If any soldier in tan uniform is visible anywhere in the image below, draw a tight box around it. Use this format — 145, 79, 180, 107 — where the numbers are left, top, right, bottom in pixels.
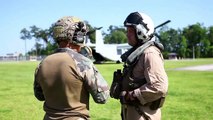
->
110, 12, 168, 120
34, 16, 109, 120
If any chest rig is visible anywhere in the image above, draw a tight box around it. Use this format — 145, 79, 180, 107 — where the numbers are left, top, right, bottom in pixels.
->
110, 40, 164, 99
121, 40, 161, 91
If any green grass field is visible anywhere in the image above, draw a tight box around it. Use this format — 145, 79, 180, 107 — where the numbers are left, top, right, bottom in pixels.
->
0, 58, 213, 120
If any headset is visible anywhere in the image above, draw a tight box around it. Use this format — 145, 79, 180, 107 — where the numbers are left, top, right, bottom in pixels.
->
72, 22, 87, 44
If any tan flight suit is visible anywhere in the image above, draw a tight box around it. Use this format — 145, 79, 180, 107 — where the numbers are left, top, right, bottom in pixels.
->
121, 46, 168, 120
34, 48, 109, 120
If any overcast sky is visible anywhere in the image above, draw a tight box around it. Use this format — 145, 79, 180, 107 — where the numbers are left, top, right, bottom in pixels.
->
0, 0, 212, 56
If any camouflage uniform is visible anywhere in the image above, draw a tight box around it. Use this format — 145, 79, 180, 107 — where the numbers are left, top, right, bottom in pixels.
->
34, 48, 109, 120
79, 45, 94, 60
121, 45, 168, 120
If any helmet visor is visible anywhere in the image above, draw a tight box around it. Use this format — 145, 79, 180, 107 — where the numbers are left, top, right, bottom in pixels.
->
124, 12, 143, 26
124, 12, 149, 31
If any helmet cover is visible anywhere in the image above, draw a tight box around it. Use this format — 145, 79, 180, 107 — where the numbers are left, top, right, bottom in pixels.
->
53, 16, 87, 44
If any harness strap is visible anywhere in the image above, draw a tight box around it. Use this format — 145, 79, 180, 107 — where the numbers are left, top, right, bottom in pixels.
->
126, 41, 154, 65
134, 105, 151, 120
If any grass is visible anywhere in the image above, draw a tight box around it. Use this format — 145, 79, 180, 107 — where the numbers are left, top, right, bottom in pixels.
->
164, 70, 213, 120
0, 58, 213, 120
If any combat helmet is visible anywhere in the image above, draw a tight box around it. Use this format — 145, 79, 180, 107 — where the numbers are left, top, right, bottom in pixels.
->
53, 16, 88, 45
124, 12, 154, 43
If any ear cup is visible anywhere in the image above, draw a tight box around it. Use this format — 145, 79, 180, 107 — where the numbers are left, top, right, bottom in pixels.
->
72, 22, 86, 44
72, 31, 85, 44
136, 24, 148, 40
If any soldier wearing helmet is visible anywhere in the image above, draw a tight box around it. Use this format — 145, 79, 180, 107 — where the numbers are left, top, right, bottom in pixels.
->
110, 12, 168, 120
34, 16, 109, 120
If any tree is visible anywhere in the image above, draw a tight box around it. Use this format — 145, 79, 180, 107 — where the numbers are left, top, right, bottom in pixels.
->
104, 25, 127, 44
20, 28, 32, 56
166, 28, 181, 52
200, 39, 210, 57
208, 26, 213, 45
207, 26, 213, 57
178, 36, 188, 58
183, 23, 206, 58
20, 25, 55, 56
85, 21, 96, 43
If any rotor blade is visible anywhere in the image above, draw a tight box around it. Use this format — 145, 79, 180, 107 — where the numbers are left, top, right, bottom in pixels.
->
95, 27, 103, 30
86, 27, 103, 35
154, 20, 171, 30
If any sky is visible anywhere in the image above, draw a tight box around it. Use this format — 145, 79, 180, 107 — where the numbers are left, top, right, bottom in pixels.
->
0, 0, 212, 56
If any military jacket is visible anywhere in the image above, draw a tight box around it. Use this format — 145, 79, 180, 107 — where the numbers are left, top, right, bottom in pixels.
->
34, 48, 109, 120
121, 45, 168, 120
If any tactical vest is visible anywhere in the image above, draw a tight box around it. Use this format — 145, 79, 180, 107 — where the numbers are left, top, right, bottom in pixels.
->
121, 62, 146, 91
110, 40, 164, 99
121, 40, 163, 91
121, 41, 166, 111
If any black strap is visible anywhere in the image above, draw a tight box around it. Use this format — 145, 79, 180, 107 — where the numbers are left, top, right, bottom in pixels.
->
134, 105, 151, 120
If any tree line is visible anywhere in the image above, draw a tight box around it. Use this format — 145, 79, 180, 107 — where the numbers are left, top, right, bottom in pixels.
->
20, 21, 213, 59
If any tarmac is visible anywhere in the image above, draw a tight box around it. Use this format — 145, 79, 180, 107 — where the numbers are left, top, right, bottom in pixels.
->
174, 64, 213, 71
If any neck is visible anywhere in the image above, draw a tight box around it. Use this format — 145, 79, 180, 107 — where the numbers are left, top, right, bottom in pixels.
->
70, 44, 81, 52
58, 41, 81, 52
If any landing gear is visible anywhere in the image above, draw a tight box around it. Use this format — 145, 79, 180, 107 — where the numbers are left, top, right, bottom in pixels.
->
116, 60, 121, 64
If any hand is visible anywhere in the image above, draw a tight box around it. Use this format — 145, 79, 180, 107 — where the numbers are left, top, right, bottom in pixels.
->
121, 91, 135, 101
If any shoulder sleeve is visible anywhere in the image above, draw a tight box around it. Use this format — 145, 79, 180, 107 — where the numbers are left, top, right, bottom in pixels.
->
134, 47, 168, 105
33, 64, 45, 101
73, 53, 109, 104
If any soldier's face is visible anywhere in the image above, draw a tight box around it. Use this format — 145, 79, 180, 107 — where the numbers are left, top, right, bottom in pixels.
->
127, 27, 137, 46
